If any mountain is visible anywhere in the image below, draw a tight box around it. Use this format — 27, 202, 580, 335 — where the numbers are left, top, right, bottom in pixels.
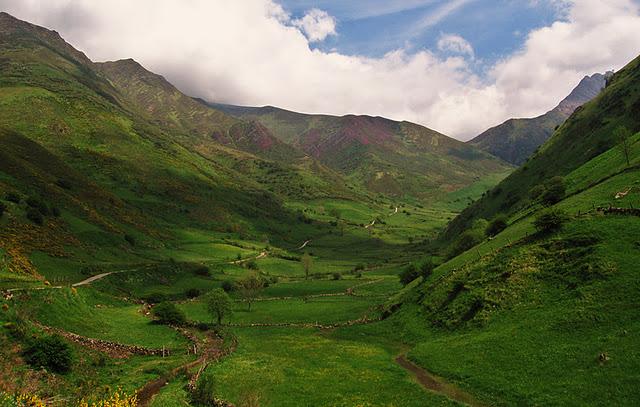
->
211, 103, 513, 198
387, 54, 640, 406
444, 56, 640, 241
469, 73, 609, 165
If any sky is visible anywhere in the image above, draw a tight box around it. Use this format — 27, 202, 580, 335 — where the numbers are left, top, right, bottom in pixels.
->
1, 0, 639, 140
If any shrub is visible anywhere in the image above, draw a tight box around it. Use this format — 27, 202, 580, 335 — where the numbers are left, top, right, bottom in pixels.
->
332, 272, 342, 280
50, 206, 61, 217
124, 234, 136, 246
185, 288, 201, 299
245, 260, 259, 270
26, 208, 44, 225
419, 259, 434, 279
486, 216, 508, 237
534, 209, 569, 234
152, 302, 186, 325
541, 176, 566, 206
5, 192, 20, 203
529, 184, 546, 201
144, 292, 168, 303
399, 264, 420, 286
450, 231, 481, 258
191, 373, 217, 406
193, 265, 210, 277
26, 197, 49, 216
55, 178, 72, 190
221, 280, 235, 293
22, 335, 72, 374
0, 202, 5, 218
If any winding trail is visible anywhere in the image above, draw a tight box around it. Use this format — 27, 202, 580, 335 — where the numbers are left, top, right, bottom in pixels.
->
229, 251, 268, 265
390, 206, 399, 216
396, 355, 485, 407
364, 220, 376, 229
296, 240, 311, 250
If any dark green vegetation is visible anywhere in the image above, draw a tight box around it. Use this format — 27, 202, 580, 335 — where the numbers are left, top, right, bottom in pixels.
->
1, 11, 639, 407
469, 73, 608, 165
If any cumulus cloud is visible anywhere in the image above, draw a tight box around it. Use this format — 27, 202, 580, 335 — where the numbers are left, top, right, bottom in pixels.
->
1, 0, 639, 140
437, 34, 474, 58
292, 8, 337, 42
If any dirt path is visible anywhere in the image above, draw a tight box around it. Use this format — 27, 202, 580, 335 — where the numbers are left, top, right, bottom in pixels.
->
396, 355, 485, 407
365, 220, 376, 229
229, 251, 268, 265
296, 240, 311, 250
390, 206, 398, 216
72, 272, 115, 287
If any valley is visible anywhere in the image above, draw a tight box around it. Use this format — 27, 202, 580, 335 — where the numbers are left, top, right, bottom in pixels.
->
0, 10, 639, 407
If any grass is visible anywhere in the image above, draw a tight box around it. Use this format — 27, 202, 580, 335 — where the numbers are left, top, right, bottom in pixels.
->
203, 327, 459, 407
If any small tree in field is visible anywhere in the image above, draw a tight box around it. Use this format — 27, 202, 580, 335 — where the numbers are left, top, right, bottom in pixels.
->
236, 273, 264, 311
205, 289, 233, 325
301, 252, 313, 280
153, 302, 186, 325
613, 126, 633, 166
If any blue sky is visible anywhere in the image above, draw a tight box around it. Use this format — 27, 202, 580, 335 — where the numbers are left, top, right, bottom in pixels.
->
280, 0, 563, 63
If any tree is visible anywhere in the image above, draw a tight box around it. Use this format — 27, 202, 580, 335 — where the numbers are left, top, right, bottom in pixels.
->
534, 209, 569, 234
153, 302, 187, 325
236, 274, 264, 311
205, 289, 233, 325
541, 176, 566, 206
301, 252, 313, 280
614, 126, 633, 166
399, 264, 419, 286
486, 216, 508, 237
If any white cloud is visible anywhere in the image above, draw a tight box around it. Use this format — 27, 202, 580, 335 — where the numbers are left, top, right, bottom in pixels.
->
292, 8, 337, 42
0, 0, 639, 140
437, 33, 474, 58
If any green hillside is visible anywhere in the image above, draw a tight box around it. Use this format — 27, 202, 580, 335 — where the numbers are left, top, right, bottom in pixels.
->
386, 54, 640, 406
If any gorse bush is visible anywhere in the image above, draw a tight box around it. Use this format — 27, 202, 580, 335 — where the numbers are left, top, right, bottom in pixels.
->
22, 334, 73, 374
152, 302, 186, 325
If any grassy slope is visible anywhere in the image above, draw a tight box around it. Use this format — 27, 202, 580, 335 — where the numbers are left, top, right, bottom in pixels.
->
391, 55, 640, 406
444, 55, 640, 242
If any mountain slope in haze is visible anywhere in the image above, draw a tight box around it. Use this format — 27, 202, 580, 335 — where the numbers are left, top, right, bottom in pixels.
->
211, 103, 513, 198
469, 73, 609, 165
443, 56, 640, 242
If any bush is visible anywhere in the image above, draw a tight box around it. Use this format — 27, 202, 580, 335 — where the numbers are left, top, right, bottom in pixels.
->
193, 265, 210, 276
144, 292, 168, 303
0, 202, 5, 218
26, 208, 44, 225
529, 184, 546, 201
332, 272, 342, 280
245, 260, 258, 270
541, 176, 566, 206
185, 288, 201, 299
486, 216, 508, 237
419, 259, 434, 279
191, 373, 217, 406
124, 234, 136, 246
534, 209, 569, 234
152, 302, 186, 325
221, 280, 235, 293
399, 264, 420, 286
22, 335, 73, 374
26, 197, 49, 216
5, 192, 20, 203
450, 231, 481, 258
